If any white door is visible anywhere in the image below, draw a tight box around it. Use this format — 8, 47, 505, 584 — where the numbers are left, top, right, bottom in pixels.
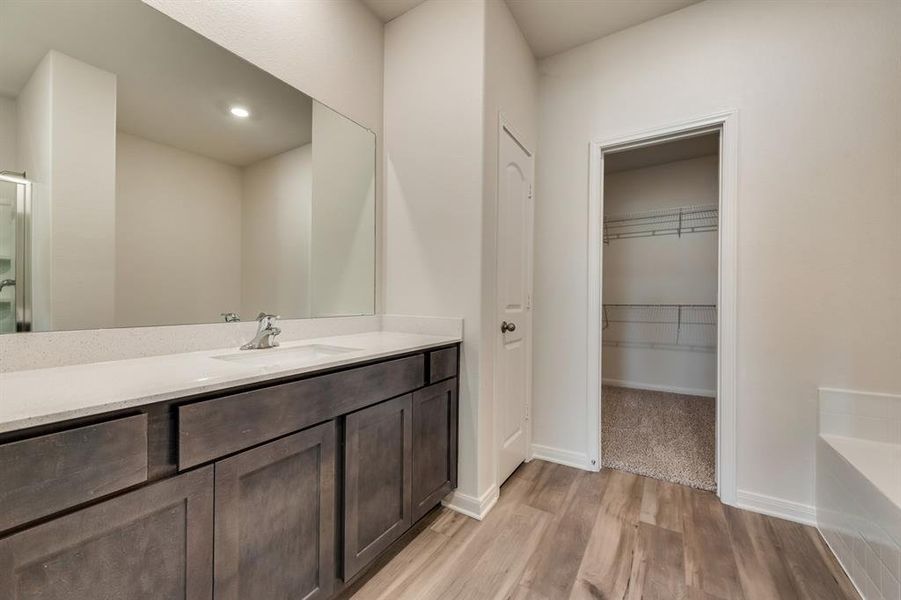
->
496, 124, 533, 485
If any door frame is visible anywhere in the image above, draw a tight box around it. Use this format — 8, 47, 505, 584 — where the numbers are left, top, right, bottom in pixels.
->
494, 112, 535, 488
587, 109, 739, 505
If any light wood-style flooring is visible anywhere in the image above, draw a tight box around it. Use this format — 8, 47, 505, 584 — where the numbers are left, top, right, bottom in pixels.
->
344, 460, 858, 600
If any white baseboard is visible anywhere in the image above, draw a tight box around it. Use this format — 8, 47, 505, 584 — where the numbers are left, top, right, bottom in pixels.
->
530, 444, 597, 471
603, 378, 716, 398
736, 490, 816, 526
441, 484, 499, 520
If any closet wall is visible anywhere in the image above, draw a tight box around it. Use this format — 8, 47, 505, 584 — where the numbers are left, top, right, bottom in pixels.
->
602, 154, 718, 396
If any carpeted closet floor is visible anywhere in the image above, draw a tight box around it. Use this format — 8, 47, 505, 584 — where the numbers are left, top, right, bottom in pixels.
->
601, 385, 716, 491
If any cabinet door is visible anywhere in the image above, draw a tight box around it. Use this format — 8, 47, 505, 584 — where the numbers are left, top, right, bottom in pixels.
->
214, 421, 336, 600
0, 467, 213, 600
412, 378, 458, 521
344, 394, 412, 579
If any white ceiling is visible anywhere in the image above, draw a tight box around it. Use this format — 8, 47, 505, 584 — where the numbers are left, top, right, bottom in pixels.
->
0, 0, 312, 167
363, 0, 702, 59
505, 0, 702, 58
604, 132, 719, 174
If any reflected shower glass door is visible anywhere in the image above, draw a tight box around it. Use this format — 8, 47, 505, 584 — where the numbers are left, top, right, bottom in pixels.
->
0, 173, 30, 333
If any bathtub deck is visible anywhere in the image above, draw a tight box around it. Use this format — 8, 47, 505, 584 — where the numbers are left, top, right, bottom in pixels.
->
822, 434, 901, 509
818, 435, 900, 600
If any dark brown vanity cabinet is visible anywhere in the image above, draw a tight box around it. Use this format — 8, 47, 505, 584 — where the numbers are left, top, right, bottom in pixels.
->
0, 345, 459, 599
214, 421, 336, 600
343, 393, 413, 579
0, 467, 214, 600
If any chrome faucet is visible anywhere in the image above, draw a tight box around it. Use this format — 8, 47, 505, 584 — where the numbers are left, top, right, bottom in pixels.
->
241, 313, 281, 350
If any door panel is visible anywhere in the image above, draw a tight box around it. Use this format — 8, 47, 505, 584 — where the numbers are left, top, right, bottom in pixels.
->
412, 379, 458, 521
0, 468, 213, 600
499, 165, 527, 314
496, 125, 534, 485
214, 422, 336, 600
344, 394, 412, 579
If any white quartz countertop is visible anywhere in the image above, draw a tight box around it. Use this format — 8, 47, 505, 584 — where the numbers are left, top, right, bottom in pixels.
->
0, 331, 460, 434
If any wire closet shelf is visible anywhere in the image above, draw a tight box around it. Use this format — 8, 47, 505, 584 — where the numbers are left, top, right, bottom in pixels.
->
603, 204, 718, 244
602, 304, 717, 351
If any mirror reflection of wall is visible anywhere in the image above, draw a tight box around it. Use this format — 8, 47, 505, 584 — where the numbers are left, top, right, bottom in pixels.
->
0, 0, 375, 333
113, 93, 314, 329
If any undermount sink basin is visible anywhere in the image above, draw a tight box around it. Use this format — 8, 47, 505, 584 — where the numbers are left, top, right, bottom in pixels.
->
212, 344, 360, 368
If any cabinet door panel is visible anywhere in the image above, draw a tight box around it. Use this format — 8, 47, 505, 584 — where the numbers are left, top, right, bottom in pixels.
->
344, 394, 412, 579
0, 467, 213, 600
214, 422, 336, 600
412, 379, 458, 521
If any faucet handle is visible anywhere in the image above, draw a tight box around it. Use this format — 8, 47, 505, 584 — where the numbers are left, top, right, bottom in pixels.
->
256, 312, 280, 328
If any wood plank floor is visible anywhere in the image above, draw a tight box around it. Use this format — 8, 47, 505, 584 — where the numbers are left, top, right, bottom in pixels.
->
343, 460, 859, 600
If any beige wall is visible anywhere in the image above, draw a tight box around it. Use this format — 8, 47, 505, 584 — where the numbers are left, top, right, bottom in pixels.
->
310, 102, 375, 317
533, 0, 901, 510
0, 96, 17, 172
50, 52, 117, 331
16, 51, 117, 331
117, 136, 320, 327
602, 156, 718, 395
383, 0, 538, 508
242, 144, 312, 320
115, 132, 242, 327
383, 0, 487, 503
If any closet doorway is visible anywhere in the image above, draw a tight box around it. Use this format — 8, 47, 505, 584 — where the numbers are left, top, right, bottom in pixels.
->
588, 112, 738, 502
599, 130, 721, 491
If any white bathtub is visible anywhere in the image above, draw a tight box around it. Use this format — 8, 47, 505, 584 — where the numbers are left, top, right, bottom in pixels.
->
817, 388, 901, 600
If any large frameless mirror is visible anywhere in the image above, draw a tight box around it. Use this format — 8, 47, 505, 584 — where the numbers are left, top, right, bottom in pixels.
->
0, 0, 375, 333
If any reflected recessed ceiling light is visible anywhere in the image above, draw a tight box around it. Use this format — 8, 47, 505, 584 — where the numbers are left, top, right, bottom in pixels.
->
230, 106, 250, 118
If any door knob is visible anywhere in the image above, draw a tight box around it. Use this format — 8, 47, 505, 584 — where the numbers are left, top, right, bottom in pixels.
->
501, 321, 516, 333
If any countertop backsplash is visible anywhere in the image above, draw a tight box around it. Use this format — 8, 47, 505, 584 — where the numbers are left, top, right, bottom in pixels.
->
0, 315, 462, 373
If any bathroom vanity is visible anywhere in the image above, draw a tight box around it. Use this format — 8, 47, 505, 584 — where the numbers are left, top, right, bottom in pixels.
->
0, 1, 458, 597
0, 334, 460, 599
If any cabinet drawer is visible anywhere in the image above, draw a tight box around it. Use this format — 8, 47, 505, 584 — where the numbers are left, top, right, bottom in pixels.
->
0, 414, 148, 532
178, 355, 424, 469
428, 347, 458, 383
